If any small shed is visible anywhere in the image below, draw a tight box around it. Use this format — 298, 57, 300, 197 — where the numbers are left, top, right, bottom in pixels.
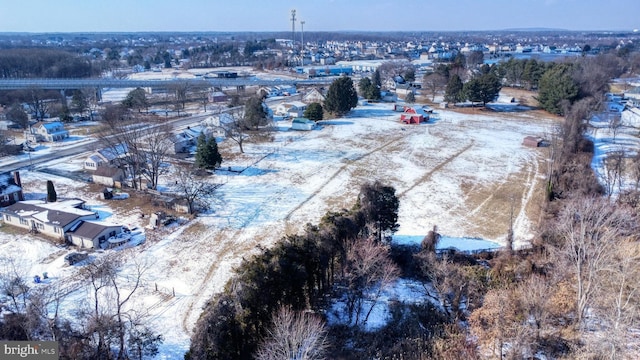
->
291, 118, 315, 131
522, 136, 544, 147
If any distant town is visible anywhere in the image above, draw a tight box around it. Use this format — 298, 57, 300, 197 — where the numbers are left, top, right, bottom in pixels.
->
1, 25, 640, 360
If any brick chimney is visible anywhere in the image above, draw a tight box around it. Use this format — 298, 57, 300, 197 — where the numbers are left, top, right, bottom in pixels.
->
13, 171, 21, 187
13, 171, 24, 201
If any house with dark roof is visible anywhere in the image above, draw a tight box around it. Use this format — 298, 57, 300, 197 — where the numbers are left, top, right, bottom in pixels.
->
1, 199, 98, 241
67, 221, 122, 249
0, 172, 24, 207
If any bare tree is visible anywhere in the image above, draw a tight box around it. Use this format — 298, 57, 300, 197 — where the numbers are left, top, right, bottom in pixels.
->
469, 287, 534, 360
422, 255, 472, 321
192, 83, 212, 112
600, 150, 626, 198
218, 108, 249, 153
168, 81, 191, 114
79, 254, 158, 360
0, 256, 30, 315
342, 237, 399, 327
256, 307, 328, 360
139, 124, 173, 190
23, 87, 52, 121
422, 72, 448, 101
596, 241, 640, 359
608, 113, 623, 142
631, 151, 640, 191
173, 165, 221, 214
552, 197, 637, 330
96, 115, 146, 190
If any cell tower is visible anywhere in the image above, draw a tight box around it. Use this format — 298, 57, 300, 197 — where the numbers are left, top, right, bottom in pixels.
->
300, 21, 305, 66
290, 9, 296, 47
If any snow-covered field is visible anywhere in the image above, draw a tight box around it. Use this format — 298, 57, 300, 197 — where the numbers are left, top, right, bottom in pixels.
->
0, 101, 557, 358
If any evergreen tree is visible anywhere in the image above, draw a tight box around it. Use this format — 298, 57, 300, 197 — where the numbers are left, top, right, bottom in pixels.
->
463, 73, 502, 106
303, 102, 324, 121
405, 91, 416, 104
358, 77, 381, 101
195, 133, 222, 170
444, 74, 465, 104
324, 77, 358, 116
122, 87, 148, 113
403, 67, 416, 83
244, 96, 268, 130
372, 68, 382, 88
70, 90, 89, 117
537, 63, 579, 115
46, 180, 57, 202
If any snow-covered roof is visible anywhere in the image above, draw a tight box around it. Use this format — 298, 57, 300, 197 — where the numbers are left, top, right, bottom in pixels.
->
0, 173, 21, 196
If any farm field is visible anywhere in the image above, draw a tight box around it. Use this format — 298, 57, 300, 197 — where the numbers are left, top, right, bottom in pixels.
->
0, 100, 558, 358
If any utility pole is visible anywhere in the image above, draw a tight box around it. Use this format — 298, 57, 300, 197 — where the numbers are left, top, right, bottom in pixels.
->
300, 20, 305, 66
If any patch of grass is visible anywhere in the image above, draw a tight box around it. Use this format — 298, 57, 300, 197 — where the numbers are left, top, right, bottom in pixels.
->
181, 221, 208, 239
0, 224, 27, 236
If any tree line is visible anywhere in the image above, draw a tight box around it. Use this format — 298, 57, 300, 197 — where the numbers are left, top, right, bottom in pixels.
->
187, 181, 400, 359
0, 48, 99, 79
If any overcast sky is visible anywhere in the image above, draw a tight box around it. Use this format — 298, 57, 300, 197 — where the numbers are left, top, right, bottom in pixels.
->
0, 0, 638, 33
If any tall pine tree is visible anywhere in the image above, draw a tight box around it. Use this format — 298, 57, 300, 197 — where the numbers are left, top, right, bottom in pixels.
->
46, 180, 57, 202
195, 133, 222, 170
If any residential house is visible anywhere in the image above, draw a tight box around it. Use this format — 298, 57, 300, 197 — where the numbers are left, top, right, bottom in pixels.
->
275, 101, 308, 118
291, 118, 315, 131
164, 126, 214, 154
92, 167, 125, 187
0, 172, 24, 207
84, 144, 128, 171
380, 91, 398, 103
624, 87, 640, 107
30, 121, 69, 142
208, 91, 229, 103
621, 106, 640, 128
395, 84, 414, 96
1, 199, 99, 241
67, 221, 122, 249
302, 88, 326, 104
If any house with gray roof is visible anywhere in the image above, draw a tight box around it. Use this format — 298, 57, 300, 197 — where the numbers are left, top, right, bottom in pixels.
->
1, 199, 98, 242
0, 172, 24, 207
84, 144, 128, 171
67, 221, 122, 249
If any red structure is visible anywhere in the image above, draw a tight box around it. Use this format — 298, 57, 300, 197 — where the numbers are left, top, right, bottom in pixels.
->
400, 106, 429, 124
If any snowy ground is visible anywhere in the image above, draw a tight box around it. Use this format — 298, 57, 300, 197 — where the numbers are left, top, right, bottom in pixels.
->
0, 101, 557, 358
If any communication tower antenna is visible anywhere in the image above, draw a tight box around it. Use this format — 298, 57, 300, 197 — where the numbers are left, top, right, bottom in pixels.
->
300, 20, 305, 66
290, 10, 297, 46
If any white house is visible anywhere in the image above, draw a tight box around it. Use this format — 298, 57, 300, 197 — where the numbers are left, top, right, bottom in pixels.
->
84, 144, 128, 171
291, 118, 316, 131
30, 121, 69, 142
1, 199, 98, 241
621, 106, 640, 128
275, 101, 307, 118
302, 88, 326, 104
92, 167, 125, 187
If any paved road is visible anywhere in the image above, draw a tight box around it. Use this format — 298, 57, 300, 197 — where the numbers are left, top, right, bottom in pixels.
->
0, 112, 214, 173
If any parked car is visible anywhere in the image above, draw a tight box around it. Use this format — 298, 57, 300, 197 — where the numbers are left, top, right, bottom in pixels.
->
64, 252, 88, 265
